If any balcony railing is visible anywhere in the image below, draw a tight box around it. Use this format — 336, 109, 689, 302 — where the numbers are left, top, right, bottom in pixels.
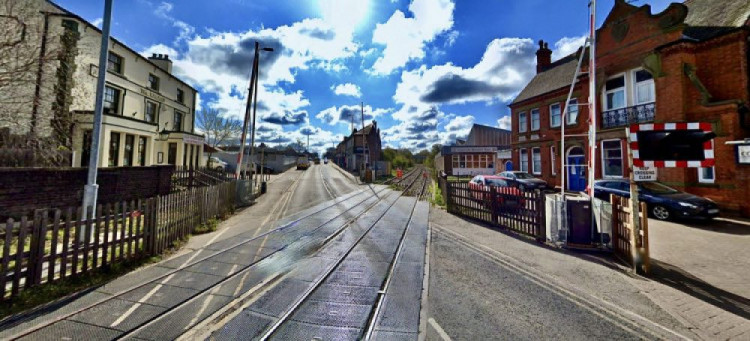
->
601, 102, 655, 129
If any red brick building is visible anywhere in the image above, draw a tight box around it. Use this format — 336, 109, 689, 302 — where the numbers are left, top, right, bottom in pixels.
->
511, 0, 750, 216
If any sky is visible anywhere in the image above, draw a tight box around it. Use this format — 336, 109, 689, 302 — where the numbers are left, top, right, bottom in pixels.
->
55, 0, 677, 154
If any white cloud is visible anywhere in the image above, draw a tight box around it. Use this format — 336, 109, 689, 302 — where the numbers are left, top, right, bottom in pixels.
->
497, 115, 511, 130
444, 115, 473, 132
369, 0, 455, 75
92, 18, 103, 28
331, 83, 362, 97
552, 35, 586, 61
154, 2, 195, 44
316, 104, 391, 126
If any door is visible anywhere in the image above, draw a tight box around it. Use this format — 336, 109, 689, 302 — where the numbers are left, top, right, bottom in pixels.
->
567, 147, 586, 191
505, 161, 513, 171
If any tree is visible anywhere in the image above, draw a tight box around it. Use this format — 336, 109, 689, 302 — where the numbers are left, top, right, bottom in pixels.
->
195, 107, 242, 150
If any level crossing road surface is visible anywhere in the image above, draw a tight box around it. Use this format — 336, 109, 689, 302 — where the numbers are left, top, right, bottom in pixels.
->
1, 164, 430, 341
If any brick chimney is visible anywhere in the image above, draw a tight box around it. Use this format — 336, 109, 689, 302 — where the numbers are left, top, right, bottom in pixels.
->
148, 53, 173, 74
536, 40, 552, 73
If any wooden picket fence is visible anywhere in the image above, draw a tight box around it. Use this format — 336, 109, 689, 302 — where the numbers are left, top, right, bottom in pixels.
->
441, 179, 545, 239
610, 194, 649, 271
0, 181, 236, 301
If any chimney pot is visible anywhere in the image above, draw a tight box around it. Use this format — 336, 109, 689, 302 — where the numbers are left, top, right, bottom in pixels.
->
151, 53, 157, 58
535, 39, 552, 74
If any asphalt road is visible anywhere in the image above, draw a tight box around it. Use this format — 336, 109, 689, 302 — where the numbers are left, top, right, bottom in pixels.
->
425, 230, 648, 341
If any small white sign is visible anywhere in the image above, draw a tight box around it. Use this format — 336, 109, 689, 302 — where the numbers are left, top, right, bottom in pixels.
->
738, 144, 750, 165
633, 166, 657, 182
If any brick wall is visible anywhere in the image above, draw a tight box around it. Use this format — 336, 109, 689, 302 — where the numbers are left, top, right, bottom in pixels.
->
0, 166, 174, 219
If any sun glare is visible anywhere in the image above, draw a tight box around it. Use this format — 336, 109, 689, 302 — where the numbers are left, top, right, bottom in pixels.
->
318, 0, 371, 32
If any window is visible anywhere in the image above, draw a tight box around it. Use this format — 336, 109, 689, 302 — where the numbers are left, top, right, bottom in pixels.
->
532, 148, 541, 175
177, 89, 185, 103
145, 101, 157, 123
519, 149, 528, 173
518, 112, 527, 133
107, 52, 122, 74
452, 155, 459, 168
549, 103, 561, 128
168, 143, 177, 164
138, 136, 147, 166
108, 132, 120, 167
551, 146, 556, 175
123, 134, 134, 166
459, 155, 466, 168
103, 86, 120, 115
567, 99, 578, 125
81, 130, 92, 167
604, 75, 626, 110
602, 140, 623, 177
173, 111, 183, 131
148, 74, 160, 91
633, 69, 655, 104
530, 109, 540, 131
697, 167, 715, 183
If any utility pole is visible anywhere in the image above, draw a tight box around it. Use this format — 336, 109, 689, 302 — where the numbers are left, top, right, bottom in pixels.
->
82, 0, 113, 222
588, 0, 599, 236
249, 45, 261, 194
360, 102, 366, 174
235, 43, 259, 180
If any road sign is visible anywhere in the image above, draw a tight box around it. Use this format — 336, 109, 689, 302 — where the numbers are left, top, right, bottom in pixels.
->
633, 166, 657, 182
630, 122, 716, 168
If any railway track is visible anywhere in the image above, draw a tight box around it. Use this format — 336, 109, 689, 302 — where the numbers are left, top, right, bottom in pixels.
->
7, 169, 430, 341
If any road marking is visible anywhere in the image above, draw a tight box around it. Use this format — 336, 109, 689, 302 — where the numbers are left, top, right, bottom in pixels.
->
431, 224, 690, 341
428, 318, 452, 341
110, 273, 176, 327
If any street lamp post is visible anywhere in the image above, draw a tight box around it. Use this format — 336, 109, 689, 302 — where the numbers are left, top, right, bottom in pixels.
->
82, 0, 113, 222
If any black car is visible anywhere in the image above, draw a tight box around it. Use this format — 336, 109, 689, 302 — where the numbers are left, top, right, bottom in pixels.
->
594, 179, 719, 220
497, 171, 549, 191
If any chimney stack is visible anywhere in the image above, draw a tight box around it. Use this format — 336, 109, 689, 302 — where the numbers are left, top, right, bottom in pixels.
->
148, 53, 173, 74
536, 40, 552, 74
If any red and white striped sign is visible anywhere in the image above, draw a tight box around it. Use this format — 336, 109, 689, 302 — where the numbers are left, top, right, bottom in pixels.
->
629, 122, 715, 168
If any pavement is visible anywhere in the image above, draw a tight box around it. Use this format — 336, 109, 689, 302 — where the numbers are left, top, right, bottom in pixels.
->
425, 207, 750, 340
0, 163, 431, 340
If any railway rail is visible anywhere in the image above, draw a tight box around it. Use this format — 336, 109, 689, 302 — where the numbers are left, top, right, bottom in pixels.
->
6, 165, 430, 341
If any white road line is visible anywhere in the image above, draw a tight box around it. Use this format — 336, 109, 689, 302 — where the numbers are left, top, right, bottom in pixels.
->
111, 273, 176, 327
428, 318, 452, 341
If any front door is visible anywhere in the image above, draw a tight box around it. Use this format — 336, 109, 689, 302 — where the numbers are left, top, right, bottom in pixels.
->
567, 151, 586, 191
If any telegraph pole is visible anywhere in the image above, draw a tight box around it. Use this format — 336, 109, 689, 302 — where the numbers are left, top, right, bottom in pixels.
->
360, 102, 366, 173
235, 43, 259, 179
82, 0, 113, 221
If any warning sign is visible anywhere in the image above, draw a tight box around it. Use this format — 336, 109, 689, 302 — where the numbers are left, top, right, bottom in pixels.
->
633, 166, 657, 182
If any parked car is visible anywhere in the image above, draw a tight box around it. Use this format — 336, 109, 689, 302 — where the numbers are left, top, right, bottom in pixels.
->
323, 158, 329, 164
468, 175, 524, 207
593, 179, 720, 221
497, 171, 549, 191
207, 156, 228, 171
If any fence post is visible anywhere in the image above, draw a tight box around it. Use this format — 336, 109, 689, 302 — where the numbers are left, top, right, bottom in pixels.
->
27, 210, 47, 287
444, 180, 452, 212
536, 190, 546, 242
150, 196, 160, 256
490, 186, 498, 225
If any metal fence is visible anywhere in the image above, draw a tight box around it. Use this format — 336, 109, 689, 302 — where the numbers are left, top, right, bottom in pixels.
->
0, 181, 236, 301
441, 179, 545, 239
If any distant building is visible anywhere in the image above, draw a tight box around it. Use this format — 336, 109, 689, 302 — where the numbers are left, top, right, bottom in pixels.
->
435, 124, 511, 176
1, 0, 204, 168
510, 0, 750, 215
337, 121, 382, 172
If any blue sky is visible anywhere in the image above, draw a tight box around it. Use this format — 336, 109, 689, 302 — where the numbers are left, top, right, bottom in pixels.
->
55, 0, 677, 153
